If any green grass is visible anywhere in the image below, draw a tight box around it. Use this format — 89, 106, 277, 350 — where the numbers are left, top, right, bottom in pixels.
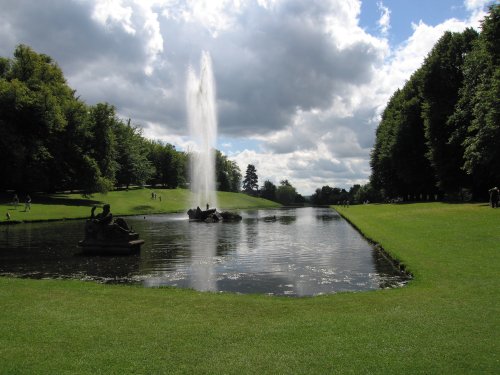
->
0, 203, 499, 374
0, 188, 280, 223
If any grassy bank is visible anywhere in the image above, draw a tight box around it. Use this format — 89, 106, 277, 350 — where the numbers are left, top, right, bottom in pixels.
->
0, 188, 280, 223
0, 203, 499, 373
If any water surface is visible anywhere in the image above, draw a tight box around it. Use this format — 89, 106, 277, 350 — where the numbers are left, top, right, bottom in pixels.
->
0, 207, 408, 296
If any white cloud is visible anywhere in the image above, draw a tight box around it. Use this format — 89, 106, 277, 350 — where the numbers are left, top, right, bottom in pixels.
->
377, 1, 391, 36
91, 0, 136, 34
0, 0, 492, 194
161, 0, 246, 37
90, 0, 163, 75
464, 0, 491, 11
226, 0, 490, 194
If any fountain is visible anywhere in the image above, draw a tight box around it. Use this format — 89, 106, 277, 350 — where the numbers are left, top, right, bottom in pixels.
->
186, 52, 241, 223
187, 51, 218, 211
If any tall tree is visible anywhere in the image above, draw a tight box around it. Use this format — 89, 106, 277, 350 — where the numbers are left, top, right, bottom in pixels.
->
147, 141, 186, 188
57, 99, 94, 191
215, 151, 242, 192
354, 183, 383, 203
420, 29, 478, 195
114, 119, 155, 188
0, 44, 86, 191
370, 6, 497, 201
242, 164, 259, 194
260, 180, 277, 201
226, 160, 242, 192
459, 5, 500, 196
371, 78, 436, 199
276, 180, 298, 205
89, 103, 118, 188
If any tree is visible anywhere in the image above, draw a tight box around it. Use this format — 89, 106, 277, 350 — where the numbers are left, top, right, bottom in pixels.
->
370, 6, 498, 201
114, 119, 155, 188
371, 70, 437, 200
420, 29, 478, 195
311, 185, 349, 205
0, 44, 88, 192
88, 103, 118, 188
242, 164, 259, 194
459, 5, 500, 197
227, 160, 242, 192
147, 141, 186, 188
276, 180, 298, 205
348, 184, 361, 202
260, 180, 277, 201
354, 183, 383, 203
57, 99, 94, 191
216, 151, 242, 192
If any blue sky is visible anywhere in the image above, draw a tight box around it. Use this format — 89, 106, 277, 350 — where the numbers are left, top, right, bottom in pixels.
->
0, 0, 495, 194
360, 0, 471, 44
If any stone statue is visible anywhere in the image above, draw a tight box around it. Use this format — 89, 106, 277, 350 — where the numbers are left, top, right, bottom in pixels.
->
85, 204, 130, 240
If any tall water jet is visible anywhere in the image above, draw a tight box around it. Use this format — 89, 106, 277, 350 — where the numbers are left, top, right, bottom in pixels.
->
186, 51, 218, 210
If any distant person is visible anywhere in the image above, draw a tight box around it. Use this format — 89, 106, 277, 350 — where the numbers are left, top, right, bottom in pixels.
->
24, 195, 31, 212
489, 187, 499, 208
12, 194, 19, 208
6, 212, 11, 220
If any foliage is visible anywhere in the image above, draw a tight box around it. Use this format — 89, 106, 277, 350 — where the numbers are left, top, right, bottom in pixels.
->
215, 150, 241, 192
275, 179, 299, 205
311, 185, 349, 205
260, 180, 277, 201
114, 119, 155, 189
371, 6, 499, 201
459, 5, 500, 196
147, 141, 186, 188
242, 164, 259, 195
0, 45, 79, 192
371, 71, 439, 200
420, 29, 478, 194
0, 44, 242, 194
353, 182, 383, 203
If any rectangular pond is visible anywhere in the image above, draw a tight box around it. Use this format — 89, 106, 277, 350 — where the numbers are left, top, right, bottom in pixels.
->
0, 207, 409, 296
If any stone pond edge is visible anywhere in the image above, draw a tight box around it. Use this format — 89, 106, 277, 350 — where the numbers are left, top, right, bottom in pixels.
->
333, 208, 414, 282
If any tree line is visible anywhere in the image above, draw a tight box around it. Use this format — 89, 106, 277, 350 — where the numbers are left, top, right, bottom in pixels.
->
241, 164, 306, 205
369, 5, 499, 201
242, 164, 376, 206
0, 45, 241, 194
243, 6, 499, 206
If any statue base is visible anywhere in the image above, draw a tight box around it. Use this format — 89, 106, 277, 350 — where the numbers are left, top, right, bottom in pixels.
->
187, 207, 242, 223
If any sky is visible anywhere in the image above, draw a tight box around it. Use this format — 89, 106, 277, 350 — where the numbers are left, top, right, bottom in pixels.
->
0, 0, 496, 195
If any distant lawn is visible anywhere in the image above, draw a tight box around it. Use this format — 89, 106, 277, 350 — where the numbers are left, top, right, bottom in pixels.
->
0, 203, 498, 373
0, 188, 280, 223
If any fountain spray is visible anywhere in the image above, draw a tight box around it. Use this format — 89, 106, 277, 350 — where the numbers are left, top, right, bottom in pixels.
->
186, 51, 218, 210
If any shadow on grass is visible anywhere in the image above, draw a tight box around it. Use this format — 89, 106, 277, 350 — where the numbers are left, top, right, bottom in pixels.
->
38, 194, 103, 207
0, 193, 103, 207
133, 205, 155, 211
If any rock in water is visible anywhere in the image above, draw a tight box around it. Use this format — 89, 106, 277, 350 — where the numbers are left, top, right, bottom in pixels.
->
220, 211, 242, 222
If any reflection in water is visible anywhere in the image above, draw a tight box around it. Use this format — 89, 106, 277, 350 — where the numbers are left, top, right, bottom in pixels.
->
0, 207, 409, 296
188, 223, 217, 292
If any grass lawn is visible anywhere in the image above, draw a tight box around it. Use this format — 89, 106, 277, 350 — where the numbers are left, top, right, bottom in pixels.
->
0, 188, 280, 223
0, 203, 499, 373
